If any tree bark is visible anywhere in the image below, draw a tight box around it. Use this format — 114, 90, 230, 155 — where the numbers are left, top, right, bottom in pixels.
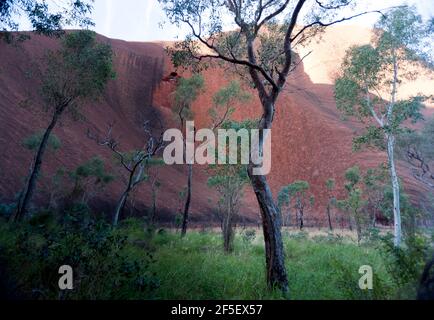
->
113, 160, 145, 227
12, 111, 61, 222
299, 204, 304, 230
113, 191, 129, 227
223, 196, 234, 253
181, 163, 192, 237
326, 203, 333, 231
387, 134, 402, 247
247, 100, 288, 293
248, 171, 289, 293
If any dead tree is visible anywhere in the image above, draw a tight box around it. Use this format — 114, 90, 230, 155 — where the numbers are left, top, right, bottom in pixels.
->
88, 121, 164, 226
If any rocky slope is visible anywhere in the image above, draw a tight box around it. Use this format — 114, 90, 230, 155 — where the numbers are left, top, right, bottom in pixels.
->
0, 26, 432, 226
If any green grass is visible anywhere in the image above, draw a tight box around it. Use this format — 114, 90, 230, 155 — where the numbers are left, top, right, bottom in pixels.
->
0, 218, 409, 300
135, 228, 398, 300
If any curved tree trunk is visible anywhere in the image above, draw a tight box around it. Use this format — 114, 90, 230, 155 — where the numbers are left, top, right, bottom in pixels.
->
223, 197, 234, 253
113, 191, 129, 227
247, 101, 288, 293
113, 160, 146, 227
299, 206, 304, 230
387, 134, 402, 247
181, 163, 192, 237
248, 171, 289, 293
327, 203, 333, 231
12, 111, 60, 222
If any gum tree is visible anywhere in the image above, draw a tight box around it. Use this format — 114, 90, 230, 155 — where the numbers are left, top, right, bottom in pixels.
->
325, 178, 336, 231
68, 156, 114, 206
12, 30, 114, 222
173, 74, 205, 237
337, 166, 367, 245
335, 6, 432, 247
207, 120, 251, 253
288, 180, 314, 230
0, 0, 94, 41
207, 81, 251, 252
88, 121, 164, 227
159, 0, 387, 292
362, 164, 388, 227
277, 185, 291, 227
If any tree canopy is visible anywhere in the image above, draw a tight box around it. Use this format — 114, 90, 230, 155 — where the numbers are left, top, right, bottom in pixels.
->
0, 0, 93, 37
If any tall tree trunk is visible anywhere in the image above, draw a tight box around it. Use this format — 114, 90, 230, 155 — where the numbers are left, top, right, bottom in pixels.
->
113, 161, 145, 227
223, 197, 234, 253
246, 98, 288, 293
387, 134, 402, 247
113, 191, 129, 227
181, 163, 192, 237
12, 111, 60, 222
299, 207, 304, 230
326, 203, 333, 231
248, 172, 289, 293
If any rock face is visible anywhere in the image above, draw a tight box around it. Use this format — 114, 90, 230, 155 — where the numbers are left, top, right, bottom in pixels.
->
0, 27, 432, 226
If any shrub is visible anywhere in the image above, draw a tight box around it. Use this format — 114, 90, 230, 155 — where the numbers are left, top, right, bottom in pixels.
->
0, 218, 158, 299
241, 229, 256, 245
379, 233, 431, 298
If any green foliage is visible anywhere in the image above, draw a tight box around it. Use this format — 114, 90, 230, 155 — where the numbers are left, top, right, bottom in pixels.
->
209, 80, 250, 127
380, 186, 426, 239
22, 132, 61, 151
1, 0, 94, 41
4, 219, 427, 300
277, 185, 290, 209
278, 181, 313, 228
174, 213, 183, 230
158, 0, 343, 89
174, 74, 204, 122
379, 233, 431, 298
335, 6, 429, 151
213, 80, 250, 107
207, 120, 252, 191
287, 180, 310, 195
326, 178, 335, 191
352, 126, 385, 151
0, 218, 158, 299
70, 156, 114, 184
362, 164, 390, 226
147, 230, 398, 300
344, 166, 360, 189
337, 167, 368, 244
241, 229, 256, 245
68, 157, 114, 205
42, 30, 115, 114
375, 5, 433, 66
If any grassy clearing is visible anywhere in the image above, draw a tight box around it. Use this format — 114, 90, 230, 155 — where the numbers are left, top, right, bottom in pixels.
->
141, 228, 397, 300
0, 218, 415, 300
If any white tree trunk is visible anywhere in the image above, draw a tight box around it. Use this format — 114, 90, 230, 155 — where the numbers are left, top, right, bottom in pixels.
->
387, 134, 402, 247
113, 192, 128, 227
